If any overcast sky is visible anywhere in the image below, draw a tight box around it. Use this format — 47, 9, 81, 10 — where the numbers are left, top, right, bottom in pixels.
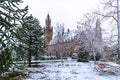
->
23, 0, 101, 30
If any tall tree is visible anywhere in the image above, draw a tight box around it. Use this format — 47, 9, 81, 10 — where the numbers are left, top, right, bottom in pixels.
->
95, 0, 120, 62
76, 12, 103, 63
55, 23, 65, 60
22, 15, 44, 67
0, 0, 28, 75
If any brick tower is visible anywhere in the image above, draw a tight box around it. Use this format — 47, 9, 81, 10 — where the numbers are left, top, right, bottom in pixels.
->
44, 14, 53, 53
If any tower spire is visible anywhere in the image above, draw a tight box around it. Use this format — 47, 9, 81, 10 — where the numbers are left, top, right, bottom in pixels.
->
45, 13, 51, 28
96, 18, 101, 28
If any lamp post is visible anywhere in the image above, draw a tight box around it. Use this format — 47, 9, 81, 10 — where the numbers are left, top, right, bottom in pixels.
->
117, 0, 120, 61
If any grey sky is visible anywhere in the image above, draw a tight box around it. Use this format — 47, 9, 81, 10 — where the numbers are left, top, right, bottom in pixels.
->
23, 0, 101, 30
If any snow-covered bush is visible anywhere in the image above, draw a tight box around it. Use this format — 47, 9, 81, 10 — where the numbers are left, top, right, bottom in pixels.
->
77, 50, 90, 62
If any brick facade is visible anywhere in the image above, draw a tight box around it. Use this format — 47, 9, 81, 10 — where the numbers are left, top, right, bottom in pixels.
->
44, 14, 102, 58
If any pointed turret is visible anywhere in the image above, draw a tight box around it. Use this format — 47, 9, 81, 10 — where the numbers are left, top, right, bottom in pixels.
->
96, 19, 101, 28
45, 13, 51, 28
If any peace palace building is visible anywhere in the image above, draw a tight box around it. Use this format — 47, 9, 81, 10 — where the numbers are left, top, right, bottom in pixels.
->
44, 14, 102, 58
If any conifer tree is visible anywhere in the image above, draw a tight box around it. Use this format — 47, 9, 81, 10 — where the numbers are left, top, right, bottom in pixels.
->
22, 15, 44, 67
77, 46, 90, 62
0, 0, 28, 76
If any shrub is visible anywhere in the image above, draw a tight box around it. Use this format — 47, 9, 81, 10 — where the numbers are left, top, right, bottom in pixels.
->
90, 53, 101, 61
39, 56, 46, 60
77, 50, 90, 62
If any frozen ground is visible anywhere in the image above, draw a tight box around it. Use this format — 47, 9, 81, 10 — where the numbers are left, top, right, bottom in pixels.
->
25, 60, 120, 80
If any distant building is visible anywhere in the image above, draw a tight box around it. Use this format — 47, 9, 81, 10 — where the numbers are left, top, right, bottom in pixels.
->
44, 14, 53, 53
95, 19, 102, 45
47, 29, 78, 58
44, 14, 102, 58
94, 19, 103, 55
44, 14, 78, 58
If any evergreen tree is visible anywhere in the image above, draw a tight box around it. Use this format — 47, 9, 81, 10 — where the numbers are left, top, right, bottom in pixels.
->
0, 0, 28, 76
77, 47, 90, 62
22, 15, 44, 67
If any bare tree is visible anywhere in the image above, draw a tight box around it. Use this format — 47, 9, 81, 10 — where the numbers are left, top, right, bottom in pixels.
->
50, 23, 65, 61
76, 12, 104, 63
94, 0, 120, 62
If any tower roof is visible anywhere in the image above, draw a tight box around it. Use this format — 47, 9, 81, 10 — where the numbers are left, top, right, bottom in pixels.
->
96, 19, 101, 28
46, 13, 50, 20
45, 13, 52, 28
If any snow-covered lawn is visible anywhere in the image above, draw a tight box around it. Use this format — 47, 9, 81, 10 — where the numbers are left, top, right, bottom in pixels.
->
25, 60, 120, 80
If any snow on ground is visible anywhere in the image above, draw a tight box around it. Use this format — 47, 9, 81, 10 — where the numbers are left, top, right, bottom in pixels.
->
25, 60, 120, 80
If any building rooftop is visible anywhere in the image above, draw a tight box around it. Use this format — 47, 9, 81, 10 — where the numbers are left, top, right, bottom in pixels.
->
49, 30, 76, 45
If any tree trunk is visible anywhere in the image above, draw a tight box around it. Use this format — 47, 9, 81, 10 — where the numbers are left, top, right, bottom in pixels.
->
117, 0, 120, 63
28, 50, 32, 67
93, 52, 97, 64
28, 36, 32, 67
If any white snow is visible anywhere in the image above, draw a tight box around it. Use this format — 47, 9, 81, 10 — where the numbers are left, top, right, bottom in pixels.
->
25, 60, 120, 80
107, 62, 120, 67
